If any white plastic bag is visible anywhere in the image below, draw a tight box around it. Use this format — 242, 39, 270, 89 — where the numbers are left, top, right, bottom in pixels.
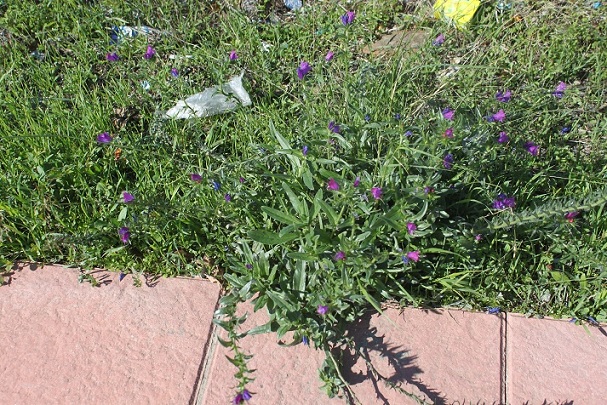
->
164, 73, 252, 119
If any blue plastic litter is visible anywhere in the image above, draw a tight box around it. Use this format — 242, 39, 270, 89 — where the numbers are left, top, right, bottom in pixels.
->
109, 26, 156, 45
284, 0, 302, 11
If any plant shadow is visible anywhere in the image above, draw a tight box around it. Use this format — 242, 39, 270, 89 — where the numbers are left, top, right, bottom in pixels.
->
337, 310, 448, 405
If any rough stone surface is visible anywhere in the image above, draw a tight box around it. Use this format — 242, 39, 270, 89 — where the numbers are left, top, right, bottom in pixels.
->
344, 308, 503, 404
507, 314, 607, 404
200, 304, 503, 404
0, 263, 220, 404
198, 302, 342, 405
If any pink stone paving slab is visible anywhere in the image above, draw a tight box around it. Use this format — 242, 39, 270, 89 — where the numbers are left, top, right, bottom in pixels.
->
507, 314, 607, 404
199, 304, 503, 404
197, 302, 343, 405
0, 263, 221, 404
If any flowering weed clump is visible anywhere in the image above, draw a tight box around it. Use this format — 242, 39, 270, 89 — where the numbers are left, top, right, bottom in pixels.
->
1, 0, 607, 402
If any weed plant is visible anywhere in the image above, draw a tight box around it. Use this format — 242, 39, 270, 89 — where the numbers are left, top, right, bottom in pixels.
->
1, 0, 606, 402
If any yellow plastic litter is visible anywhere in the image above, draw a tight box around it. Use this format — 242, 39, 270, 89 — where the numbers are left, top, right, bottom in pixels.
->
433, 0, 481, 29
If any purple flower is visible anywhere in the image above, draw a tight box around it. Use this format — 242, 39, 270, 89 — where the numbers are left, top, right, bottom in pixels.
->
96, 132, 113, 144
190, 173, 202, 182
353, 176, 361, 187
565, 211, 579, 223
524, 141, 539, 156
106, 52, 119, 62
327, 178, 340, 191
328, 121, 341, 133
407, 222, 417, 235
432, 33, 445, 46
245, 263, 253, 270
493, 193, 515, 210
334, 251, 346, 261
401, 256, 410, 264
119, 272, 126, 282
302, 145, 309, 156
552, 81, 567, 98
364, 114, 371, 122
325, 51, 334, 61
442, 108, 455, 121
497, 131, 509, 144
239, 176, 245, 183
444, 127, 454, 138
486, 307, 501, 315
406, 251, 420, 262
212, 180, 221, 191
302, 336, 309, 346
394, 113, 401, 120
122, 192, 134, 203
495, 90, 511, 102
404, 130, 413, 137
443, 153, 454, 169
475, 234, 482, 241
170, 68, 179, 77
424, 186, 434, 194
341, 11, 355, 25
224, 194, 232, 202
232, 389, 251, 404
229, 50, 238, 61
492, 109, 506, 122
561, 127, 571, 134
297, 61, 311, 80
143, 45, 156, 60
317, 305, 329, 315
118, 227, 130, 244
371, 187, 382, 200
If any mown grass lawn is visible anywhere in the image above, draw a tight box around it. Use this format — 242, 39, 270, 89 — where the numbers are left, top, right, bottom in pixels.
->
1, 0, 606, 401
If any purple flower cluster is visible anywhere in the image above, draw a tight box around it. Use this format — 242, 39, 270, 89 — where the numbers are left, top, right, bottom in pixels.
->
492, 194, 515, 210
327, 178, 340, 191
432, 33, 445, 46
443, 153, 454, 169
341, 11, 355, 25
232, 389, 252, 404
552, 81, 567, 98
495, 90, 511, 102
143, 45, 156, 60
297, 61, 311, 79
370, 187, 382, 200
328, 121, 340, 134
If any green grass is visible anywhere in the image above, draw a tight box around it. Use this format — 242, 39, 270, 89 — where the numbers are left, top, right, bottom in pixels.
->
1, 0, 607, 401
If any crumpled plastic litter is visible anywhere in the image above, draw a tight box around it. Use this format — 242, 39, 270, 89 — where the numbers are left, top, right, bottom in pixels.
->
163, 73, 251, 119
109, 26, 161, 45
433, 0, 481, 29
284, 0, 303, 10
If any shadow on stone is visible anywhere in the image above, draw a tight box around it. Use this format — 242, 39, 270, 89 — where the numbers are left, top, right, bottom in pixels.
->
338, 311, 447, 404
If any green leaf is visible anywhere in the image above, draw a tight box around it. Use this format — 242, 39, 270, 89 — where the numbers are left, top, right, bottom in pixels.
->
248, 230, 298, 245
302, 168, 314, 190
118, 206, 128, 221
266, 290, 295, 311
282, 182, 307, 218
551, 271, 570, 283
262, 206, 301, 225
315, 196, 339, 226
270, 120, 292, 149
103, 246, 126, 256
246, 321, 272, 336
292, 259, 307, 292
410, 200, 428, 221
287, 252, 318, 261
270, 120, 300, 172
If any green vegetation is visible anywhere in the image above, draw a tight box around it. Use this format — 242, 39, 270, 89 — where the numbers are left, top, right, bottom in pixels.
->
1, 0, 606, 402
